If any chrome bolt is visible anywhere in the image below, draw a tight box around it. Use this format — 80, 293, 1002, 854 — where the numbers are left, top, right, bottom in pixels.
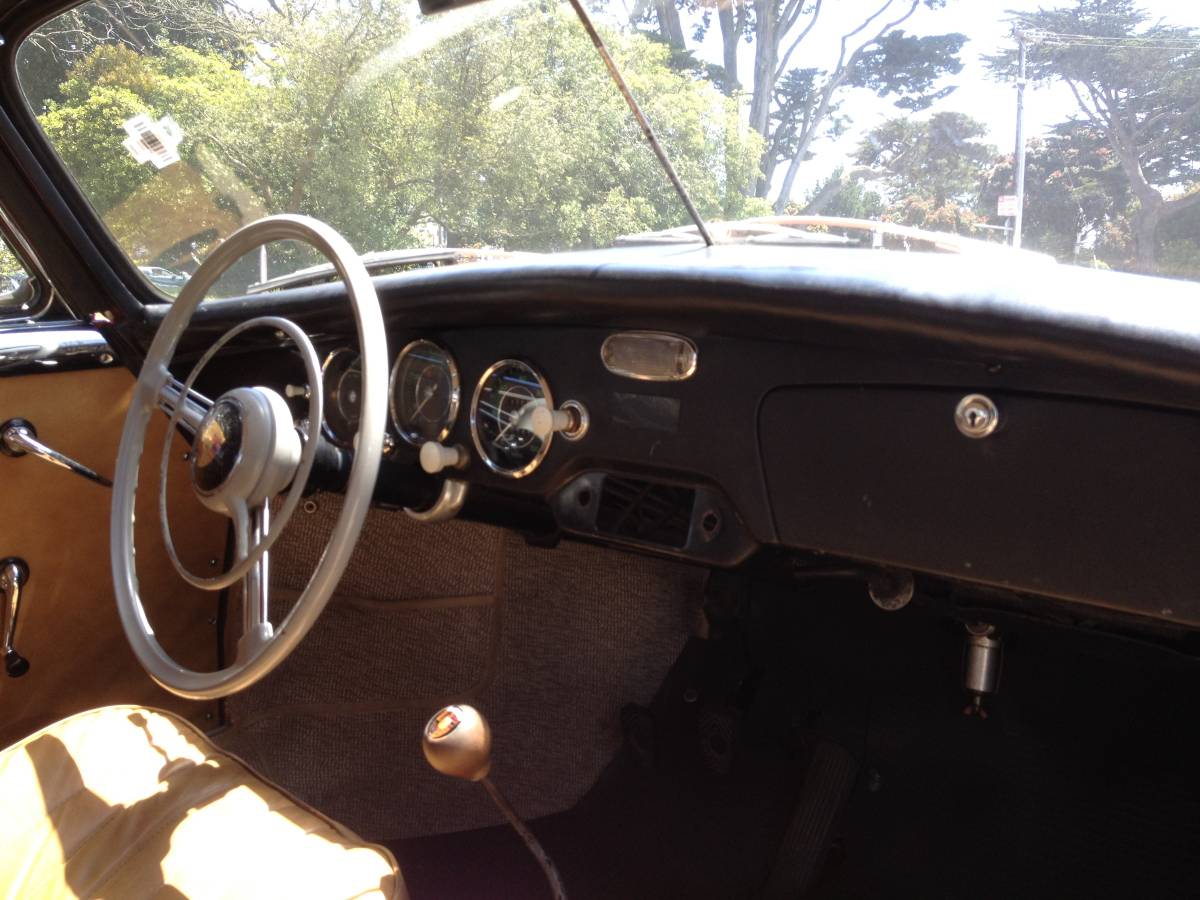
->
955, 394, 999, 439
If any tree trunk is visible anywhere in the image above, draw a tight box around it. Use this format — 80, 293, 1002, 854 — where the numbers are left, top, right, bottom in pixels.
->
718, 4, 740, 95
653, 0, 686, 49
749, 2, 779, 197
1131, 201, 1161, 274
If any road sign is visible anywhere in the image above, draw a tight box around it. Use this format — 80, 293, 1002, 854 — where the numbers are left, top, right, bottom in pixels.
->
997, 194, 1019, 217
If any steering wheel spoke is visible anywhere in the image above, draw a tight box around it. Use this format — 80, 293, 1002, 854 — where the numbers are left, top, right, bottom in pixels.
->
233, 501, 275, 665
158, 377, 213, 438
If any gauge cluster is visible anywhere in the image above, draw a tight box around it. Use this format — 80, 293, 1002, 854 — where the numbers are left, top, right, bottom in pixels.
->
319, 341, 582, 480
391, 339, 460, 446
469, 359, 553, 478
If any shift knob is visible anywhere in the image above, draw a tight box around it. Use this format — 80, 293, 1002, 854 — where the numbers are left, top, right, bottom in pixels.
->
422, 704, 492, 781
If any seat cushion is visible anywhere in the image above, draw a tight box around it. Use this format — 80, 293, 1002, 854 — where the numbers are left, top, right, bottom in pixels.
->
0, 705, 406, 899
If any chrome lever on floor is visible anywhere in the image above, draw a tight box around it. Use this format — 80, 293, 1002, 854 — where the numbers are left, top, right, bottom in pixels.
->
0, 418, 113, 487
1, 558, 30, 678
423, 704, 569, 900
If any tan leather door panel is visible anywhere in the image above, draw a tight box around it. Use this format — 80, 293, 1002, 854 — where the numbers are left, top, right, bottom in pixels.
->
0, 366, 228, 747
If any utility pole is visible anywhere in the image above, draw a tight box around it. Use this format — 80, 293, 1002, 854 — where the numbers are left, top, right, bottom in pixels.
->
1013, 31, 1027, 249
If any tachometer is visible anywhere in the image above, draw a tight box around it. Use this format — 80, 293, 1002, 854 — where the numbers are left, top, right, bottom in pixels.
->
470, 359, 553, 478
321, 347, 362, 448
390, 339, 460, 446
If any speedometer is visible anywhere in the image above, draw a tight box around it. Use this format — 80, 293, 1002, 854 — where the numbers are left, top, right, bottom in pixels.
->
390, 339, 460, 446
470, 359, 553, 478
321, 347, 362, 448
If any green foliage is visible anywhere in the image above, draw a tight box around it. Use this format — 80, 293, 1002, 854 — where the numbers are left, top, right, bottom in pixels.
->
977, 126, 1130, 264
0, 237, 24, 280
796, 168, 884, 219
25, 0, 764, 282
848, 31, 966, 111
855, 112, 995, 207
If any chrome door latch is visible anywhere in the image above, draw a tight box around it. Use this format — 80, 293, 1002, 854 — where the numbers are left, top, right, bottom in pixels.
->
1, 558, 30, 678
0, 418, 112, 487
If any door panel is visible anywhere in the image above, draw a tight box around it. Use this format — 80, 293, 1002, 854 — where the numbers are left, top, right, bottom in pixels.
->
0, 364, 228, 746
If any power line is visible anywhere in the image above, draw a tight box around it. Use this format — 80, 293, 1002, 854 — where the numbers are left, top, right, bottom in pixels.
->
1024, 29, 1200, 51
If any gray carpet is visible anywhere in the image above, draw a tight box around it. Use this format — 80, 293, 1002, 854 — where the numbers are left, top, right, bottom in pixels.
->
217, 493, 707, 839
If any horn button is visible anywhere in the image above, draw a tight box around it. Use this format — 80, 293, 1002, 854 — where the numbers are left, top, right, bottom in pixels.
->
193, 398, 244, 493
191, 386, 302, 514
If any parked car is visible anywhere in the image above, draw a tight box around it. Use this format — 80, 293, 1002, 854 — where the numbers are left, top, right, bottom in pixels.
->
138, 265, 189, 293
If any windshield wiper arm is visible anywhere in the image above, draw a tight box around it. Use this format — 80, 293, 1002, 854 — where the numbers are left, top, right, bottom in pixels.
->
565, 0, 715, 248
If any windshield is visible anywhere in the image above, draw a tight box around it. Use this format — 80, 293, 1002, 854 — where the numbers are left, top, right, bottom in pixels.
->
15, 0, 1200, 294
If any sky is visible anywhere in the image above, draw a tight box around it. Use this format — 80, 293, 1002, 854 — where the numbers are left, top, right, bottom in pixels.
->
636, 0, 1197, 204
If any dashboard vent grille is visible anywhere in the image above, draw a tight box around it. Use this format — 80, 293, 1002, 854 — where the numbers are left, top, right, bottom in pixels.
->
595, 476, 696, 548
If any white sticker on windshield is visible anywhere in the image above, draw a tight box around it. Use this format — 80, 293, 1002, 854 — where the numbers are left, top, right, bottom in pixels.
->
122, 114, 183, 169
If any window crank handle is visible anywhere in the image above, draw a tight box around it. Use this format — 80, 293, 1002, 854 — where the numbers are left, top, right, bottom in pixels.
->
0, 418, 113, 487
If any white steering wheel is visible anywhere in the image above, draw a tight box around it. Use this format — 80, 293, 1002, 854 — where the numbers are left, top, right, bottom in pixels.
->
110, 215, 387, 699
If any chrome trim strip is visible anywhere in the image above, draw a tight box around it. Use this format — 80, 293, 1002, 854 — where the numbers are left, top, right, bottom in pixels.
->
0, 327, 113, 374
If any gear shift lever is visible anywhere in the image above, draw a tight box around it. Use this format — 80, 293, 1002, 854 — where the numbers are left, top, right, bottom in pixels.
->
423, 704, 568, 899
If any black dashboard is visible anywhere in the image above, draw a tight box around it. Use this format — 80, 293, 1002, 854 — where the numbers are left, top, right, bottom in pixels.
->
132, 244, 1200, 632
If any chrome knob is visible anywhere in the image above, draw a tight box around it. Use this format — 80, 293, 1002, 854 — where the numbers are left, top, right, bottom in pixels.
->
955, 394, 999, 439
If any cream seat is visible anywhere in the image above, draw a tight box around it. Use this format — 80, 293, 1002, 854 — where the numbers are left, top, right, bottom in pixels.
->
0, 706, 406, 899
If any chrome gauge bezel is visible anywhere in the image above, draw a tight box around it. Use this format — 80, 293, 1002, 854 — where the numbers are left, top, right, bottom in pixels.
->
320, 346, 361, 449
470, 358, 555, 479
389, 339, 461, 447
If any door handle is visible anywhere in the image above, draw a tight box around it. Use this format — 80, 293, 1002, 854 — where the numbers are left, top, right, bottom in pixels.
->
0, 418, 112, 487
1, 558, 29, 677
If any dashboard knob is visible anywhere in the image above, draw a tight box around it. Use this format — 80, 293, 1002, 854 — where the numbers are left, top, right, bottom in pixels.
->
420, 441, 466, 475
529, 406, 572, 439
530, 401, 589, 442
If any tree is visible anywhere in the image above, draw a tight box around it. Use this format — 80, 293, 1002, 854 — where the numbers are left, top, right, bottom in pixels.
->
976, 125, 1130, 265
28, 0, 765, 286
854, 111, 994, 206
794, 167, 884, 218
988, 0, 1200, 273
631, 0, 966, 210
0, 237, 24, 282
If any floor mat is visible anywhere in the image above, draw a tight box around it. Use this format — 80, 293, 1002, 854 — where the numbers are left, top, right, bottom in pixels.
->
392, 742, 803, 900
761, 582, 1200, 900
216, 494, 708, 838
388, 579, 1200, 899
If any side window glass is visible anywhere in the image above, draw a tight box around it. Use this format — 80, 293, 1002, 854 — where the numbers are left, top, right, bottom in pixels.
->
0, 233, 40, 318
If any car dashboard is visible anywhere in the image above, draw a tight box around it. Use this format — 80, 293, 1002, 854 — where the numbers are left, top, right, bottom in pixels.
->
138, 244, 1200, 633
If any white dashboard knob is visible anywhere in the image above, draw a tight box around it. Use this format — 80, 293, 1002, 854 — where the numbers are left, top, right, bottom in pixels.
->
529, 406, 572, 439
420, 441, 465, 475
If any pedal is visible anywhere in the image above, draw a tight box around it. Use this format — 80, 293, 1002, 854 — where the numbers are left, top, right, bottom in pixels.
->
763, 740, 859, 899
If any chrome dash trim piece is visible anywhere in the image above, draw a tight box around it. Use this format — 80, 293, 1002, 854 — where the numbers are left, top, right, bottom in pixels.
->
601, 331, 697, 382
405, 478, 469, 523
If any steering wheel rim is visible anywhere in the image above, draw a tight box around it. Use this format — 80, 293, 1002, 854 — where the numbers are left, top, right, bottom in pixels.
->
110, 215, 387, 700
